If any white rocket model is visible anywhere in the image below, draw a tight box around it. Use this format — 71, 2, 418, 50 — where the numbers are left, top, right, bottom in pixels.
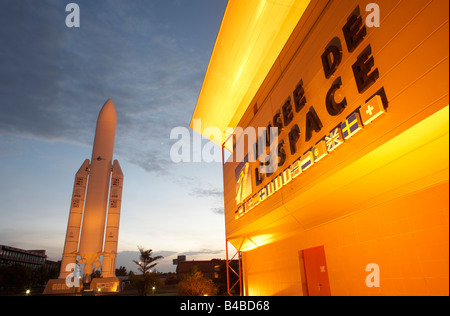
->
59, 99, 123, 282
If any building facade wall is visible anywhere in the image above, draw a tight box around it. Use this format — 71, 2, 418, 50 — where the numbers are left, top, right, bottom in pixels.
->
223, 0, 449, 296
242, 181, 449, 296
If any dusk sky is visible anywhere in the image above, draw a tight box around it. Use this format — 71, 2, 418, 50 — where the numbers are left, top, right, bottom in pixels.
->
0, 0, 229, 273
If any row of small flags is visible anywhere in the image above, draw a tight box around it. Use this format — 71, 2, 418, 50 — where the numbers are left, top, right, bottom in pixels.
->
235, 95, 386, 220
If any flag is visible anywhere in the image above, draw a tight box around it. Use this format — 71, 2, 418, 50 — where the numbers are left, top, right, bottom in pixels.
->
360, 95, 385, 125
301, 151, 314, 171
274, 174, 283, 192
251, 193, 261, 208
312, 140, 328, 162
325, 127, 344, 152
258, 187, 267, 202
245, 198, 254, 212
290, 158, 302, 178
238, 205, 244, 217
282, 167, 292, 185
235, 205, 244, 219
266, 181, 274, 197
341, 112, 363, 140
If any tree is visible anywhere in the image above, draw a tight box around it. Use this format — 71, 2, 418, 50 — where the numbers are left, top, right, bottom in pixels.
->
33, 265, 59, 287
90, 270, 102, 280
177, 266, 217, 296
133, 246, 163, 275
116, 266, 127, 277
131, 246, 163, 296
129, 273, 163, 296
0, 264, 31, 294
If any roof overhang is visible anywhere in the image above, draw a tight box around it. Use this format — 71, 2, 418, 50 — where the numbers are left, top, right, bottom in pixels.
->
190, 0, 311, 147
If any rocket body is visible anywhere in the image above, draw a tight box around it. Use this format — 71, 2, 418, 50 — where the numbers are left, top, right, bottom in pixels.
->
59, 99, 123, 282
78, 100, 117, 276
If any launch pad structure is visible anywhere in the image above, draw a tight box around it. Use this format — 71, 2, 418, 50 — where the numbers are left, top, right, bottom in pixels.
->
44, 99, 124, 295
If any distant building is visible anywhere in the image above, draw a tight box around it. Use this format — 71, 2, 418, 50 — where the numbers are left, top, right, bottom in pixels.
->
172, 255, 186, 265
176, 259, 223, 281
158, 272, 177, 286
0, 245, 48, 270
45, 259, 60, 271
0, 244, 59, 272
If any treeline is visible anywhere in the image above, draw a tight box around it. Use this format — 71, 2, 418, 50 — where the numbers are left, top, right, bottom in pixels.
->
0, 264, 59, 295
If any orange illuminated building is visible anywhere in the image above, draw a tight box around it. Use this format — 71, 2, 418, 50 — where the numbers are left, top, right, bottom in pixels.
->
191, 0, 449, 296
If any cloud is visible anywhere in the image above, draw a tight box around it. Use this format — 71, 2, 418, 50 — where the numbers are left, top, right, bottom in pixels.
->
211, 206, 224, 215
180, 249, 225, 257
190, 188, 224, 198
189, 187, 226, 215
0, 0, 219, 175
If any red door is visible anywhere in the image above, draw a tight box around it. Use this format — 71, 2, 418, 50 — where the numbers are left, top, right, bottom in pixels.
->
302, 246, 331, 296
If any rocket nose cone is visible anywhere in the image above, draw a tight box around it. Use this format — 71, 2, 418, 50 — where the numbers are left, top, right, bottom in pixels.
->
98, 99, 117, 126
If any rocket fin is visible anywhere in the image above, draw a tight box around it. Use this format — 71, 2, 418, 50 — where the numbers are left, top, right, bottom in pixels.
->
102, 160, 124, 278
59, 159, 90, 279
